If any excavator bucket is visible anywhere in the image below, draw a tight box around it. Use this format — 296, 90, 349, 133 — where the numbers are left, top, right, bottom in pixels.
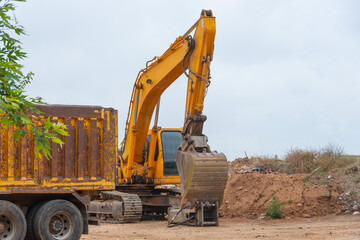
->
176, 151, 228, 209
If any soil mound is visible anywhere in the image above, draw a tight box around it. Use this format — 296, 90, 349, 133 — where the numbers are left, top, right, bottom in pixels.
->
220, 173, 343, 218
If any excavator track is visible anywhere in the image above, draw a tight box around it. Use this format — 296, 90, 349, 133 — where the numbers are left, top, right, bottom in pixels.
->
101, 191, 143, 223
88, 191, 142, 224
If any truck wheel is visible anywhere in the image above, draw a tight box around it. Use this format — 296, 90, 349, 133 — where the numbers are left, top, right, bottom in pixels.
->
33, 200, 83, 240
25, 201, 45, 240
0, 200, 26, 240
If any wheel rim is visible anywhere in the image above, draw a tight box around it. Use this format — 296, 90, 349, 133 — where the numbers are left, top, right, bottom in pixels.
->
0, 214, 16, 240
48, 211, 74, 239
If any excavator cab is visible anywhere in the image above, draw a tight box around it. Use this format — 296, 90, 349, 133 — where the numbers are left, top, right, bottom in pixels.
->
144, 128, 182, 184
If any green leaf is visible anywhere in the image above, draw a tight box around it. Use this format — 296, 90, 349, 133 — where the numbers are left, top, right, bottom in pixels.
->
52, 137, 64, 146
54, 127, 69, 136
45, 117, 52, 129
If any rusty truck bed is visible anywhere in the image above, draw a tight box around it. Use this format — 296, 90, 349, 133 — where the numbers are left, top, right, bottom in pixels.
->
0, 104, 117, 194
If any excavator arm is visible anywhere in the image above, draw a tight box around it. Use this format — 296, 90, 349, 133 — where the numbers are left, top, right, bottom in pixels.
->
120, 35, 189, 181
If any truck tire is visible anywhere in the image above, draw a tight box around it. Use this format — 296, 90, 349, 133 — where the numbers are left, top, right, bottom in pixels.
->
33, 200, 83, 240
25, 201, 45, 240
0, 200, 26, 240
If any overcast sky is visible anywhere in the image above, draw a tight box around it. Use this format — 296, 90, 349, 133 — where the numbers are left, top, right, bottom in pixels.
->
15, 0, 360, 161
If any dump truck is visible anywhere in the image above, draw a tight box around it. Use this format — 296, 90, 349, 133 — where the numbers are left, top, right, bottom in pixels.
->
0, 10, 227, 240
0, 105, 117, 239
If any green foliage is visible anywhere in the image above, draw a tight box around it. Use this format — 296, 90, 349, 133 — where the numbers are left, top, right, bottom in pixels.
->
266, 195, 284, 218
303, 176, 310, 183
0, 0, 67, 159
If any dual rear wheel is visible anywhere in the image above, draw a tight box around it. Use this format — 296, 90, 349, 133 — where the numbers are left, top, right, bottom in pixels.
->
0, 199, 83, 240
30, 199, 83, 240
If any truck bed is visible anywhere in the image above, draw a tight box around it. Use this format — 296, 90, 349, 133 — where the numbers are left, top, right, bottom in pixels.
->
0, 104, 117, 194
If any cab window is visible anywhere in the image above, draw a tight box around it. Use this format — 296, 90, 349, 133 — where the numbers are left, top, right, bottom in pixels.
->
160, 131, 182, 176
145, 134, 159, 161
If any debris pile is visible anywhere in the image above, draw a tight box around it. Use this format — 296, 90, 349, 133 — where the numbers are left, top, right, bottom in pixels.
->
309, 162, 360, 213
229, 157, 281, 175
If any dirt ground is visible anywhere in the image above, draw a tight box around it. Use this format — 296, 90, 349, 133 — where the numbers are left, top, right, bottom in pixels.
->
82, 214, 360, 240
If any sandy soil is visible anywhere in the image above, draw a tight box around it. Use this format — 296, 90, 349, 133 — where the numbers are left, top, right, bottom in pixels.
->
82, 215, 360, 240
220, 173, 342, 218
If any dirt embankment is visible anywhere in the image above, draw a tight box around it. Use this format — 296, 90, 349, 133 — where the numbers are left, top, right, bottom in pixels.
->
220, 172, 343, 218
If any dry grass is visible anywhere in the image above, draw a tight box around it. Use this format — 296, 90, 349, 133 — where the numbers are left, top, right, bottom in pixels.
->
245, 144, 357, 174
284, 144, 356, 174
234, 144, 357, 175
284, 148, 317, 174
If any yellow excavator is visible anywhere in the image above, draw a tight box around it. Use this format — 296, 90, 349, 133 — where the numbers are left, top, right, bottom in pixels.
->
88, 9, 227, 227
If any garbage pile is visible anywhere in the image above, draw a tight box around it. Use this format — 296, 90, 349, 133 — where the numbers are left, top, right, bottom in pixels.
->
229, 157, 282, 176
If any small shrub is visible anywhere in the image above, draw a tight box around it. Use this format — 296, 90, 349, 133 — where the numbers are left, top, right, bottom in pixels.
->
288, 199, 293, 203
303, 176, 310, 183
267, 195, 284, 218
284, 148, 317, 174
316, 144, 349, 172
